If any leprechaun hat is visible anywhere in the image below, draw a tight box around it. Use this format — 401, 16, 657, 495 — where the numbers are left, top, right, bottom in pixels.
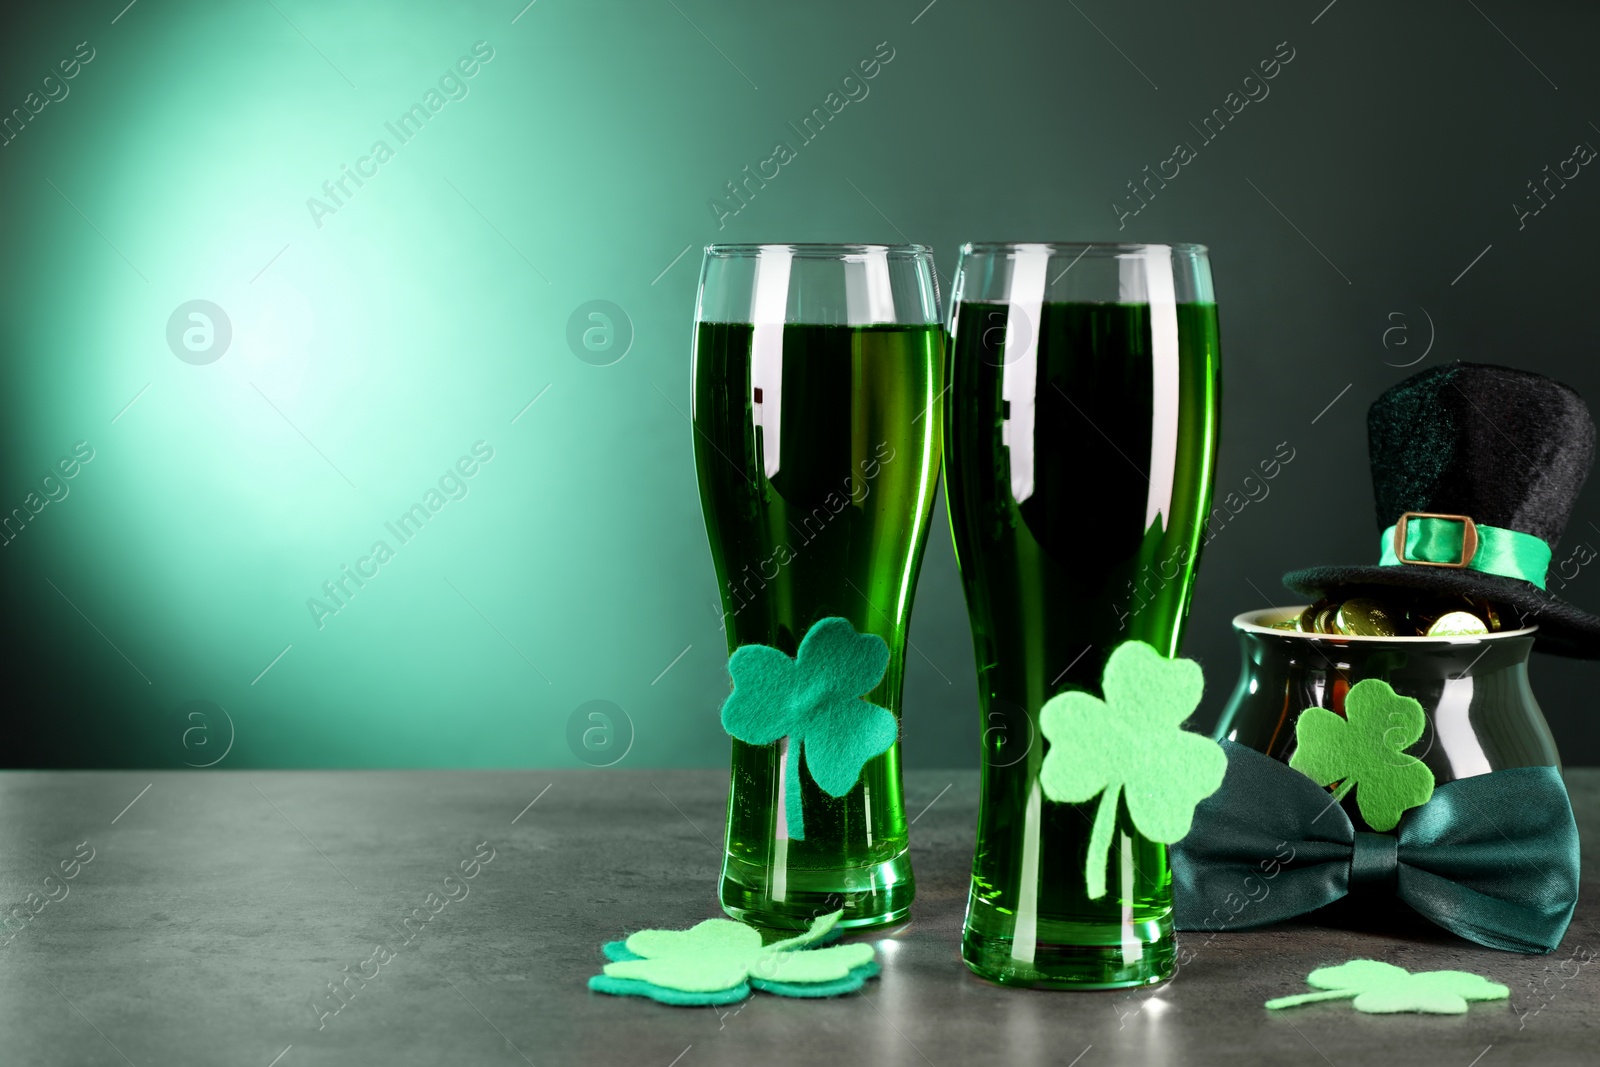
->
1284, 361, 1600, 658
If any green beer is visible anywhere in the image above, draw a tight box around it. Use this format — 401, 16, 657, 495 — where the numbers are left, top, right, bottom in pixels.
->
945, 243, 1220, 986
692, 245, 944, 929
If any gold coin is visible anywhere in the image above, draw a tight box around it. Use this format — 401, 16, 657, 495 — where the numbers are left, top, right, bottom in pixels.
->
1473, 600, 1503, 631
1335, 597, 1398, 637
1270, 618, 1299, 631
1297, 603, 1323, 633
1314, 605, 1341, 633
1427, 611, 1489, 636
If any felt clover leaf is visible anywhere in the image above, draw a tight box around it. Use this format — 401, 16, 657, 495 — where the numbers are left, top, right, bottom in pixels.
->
1039, 640, 1226, 900
720, 617, 897, 840
1289, 679, 1435, 832
587, 909, 880, 1006
1265, 959, 1510, 1014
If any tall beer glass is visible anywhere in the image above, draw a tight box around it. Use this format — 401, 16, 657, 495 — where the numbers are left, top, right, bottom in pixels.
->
945, 243, 1220, 985
693, 244, 944, 928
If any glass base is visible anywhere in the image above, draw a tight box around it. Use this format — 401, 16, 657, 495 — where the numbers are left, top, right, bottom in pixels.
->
960, 912, 1175, 989
720, 847, 914, 931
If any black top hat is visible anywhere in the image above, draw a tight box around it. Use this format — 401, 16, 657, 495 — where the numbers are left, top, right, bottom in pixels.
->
1284, 361, 1600, 657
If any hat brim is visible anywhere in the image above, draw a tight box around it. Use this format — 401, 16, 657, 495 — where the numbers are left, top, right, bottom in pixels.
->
1282, 563, 1600, 659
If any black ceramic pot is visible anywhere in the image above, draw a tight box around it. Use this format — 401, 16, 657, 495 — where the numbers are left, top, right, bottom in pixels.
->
1215, 607, 1559, 829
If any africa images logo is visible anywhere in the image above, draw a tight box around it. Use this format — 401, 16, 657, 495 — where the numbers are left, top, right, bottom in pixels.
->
0, 40, 95, 150
305, 41, 496, 228
707, 40, 895, 229
305, 442, 495, 629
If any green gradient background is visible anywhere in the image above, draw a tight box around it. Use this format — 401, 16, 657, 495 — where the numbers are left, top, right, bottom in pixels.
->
4, 0, 1600, 768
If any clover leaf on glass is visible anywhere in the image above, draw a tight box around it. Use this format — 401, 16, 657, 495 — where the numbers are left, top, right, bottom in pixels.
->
720, 617, 897, 840
1038, 640, 1227, 900
588, 909, 879, 1005
1289, 678, 1435, 832
1265, 959, 1509, 1014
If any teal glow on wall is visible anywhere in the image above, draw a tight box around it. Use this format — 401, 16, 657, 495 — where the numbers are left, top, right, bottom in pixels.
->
6, 1, 1600, 767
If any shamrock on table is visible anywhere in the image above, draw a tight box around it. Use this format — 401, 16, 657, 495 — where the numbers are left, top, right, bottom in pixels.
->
588, 909, 879, 1005
1289, 678, 1435, 832
1039, 640, 1226, 900
1265, 959, 1509, 1014
720, 617, 897, 840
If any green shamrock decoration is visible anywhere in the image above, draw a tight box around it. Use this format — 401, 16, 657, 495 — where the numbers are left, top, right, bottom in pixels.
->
1265, 959, 1509, 1014
588, 909, 879, 1005
1289, 678, 1435, 832
1039, 640, 1226, 900
720, 617, 897, 841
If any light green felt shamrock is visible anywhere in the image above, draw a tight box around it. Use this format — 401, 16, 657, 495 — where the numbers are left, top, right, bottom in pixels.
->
1039, 640, 1226, 899
1289, 678, 1435, 832
1266, 959, 1509, 1014
593, 909, 877, 1002
721, 617, 897, 840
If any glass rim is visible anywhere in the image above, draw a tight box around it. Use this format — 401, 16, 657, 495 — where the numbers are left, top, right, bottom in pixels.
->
704, 242, 933, 259
960, 241, 1209, 256
1233, 606, 1536, 642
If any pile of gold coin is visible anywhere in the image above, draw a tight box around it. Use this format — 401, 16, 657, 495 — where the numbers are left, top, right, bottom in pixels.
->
1270, 594, 1507, 637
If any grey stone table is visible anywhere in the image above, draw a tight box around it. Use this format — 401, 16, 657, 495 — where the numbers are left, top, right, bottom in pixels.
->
1, 769, 1595, 1067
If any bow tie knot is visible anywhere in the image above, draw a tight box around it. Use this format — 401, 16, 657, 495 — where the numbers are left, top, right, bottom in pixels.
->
1351, 831, 1398, 893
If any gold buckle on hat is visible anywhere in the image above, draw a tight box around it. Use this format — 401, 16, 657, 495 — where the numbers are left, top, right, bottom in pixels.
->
1393, 511, 1479, 568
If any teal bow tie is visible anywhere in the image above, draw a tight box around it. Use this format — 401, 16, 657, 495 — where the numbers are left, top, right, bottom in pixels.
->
1171, 741, 1580, 954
